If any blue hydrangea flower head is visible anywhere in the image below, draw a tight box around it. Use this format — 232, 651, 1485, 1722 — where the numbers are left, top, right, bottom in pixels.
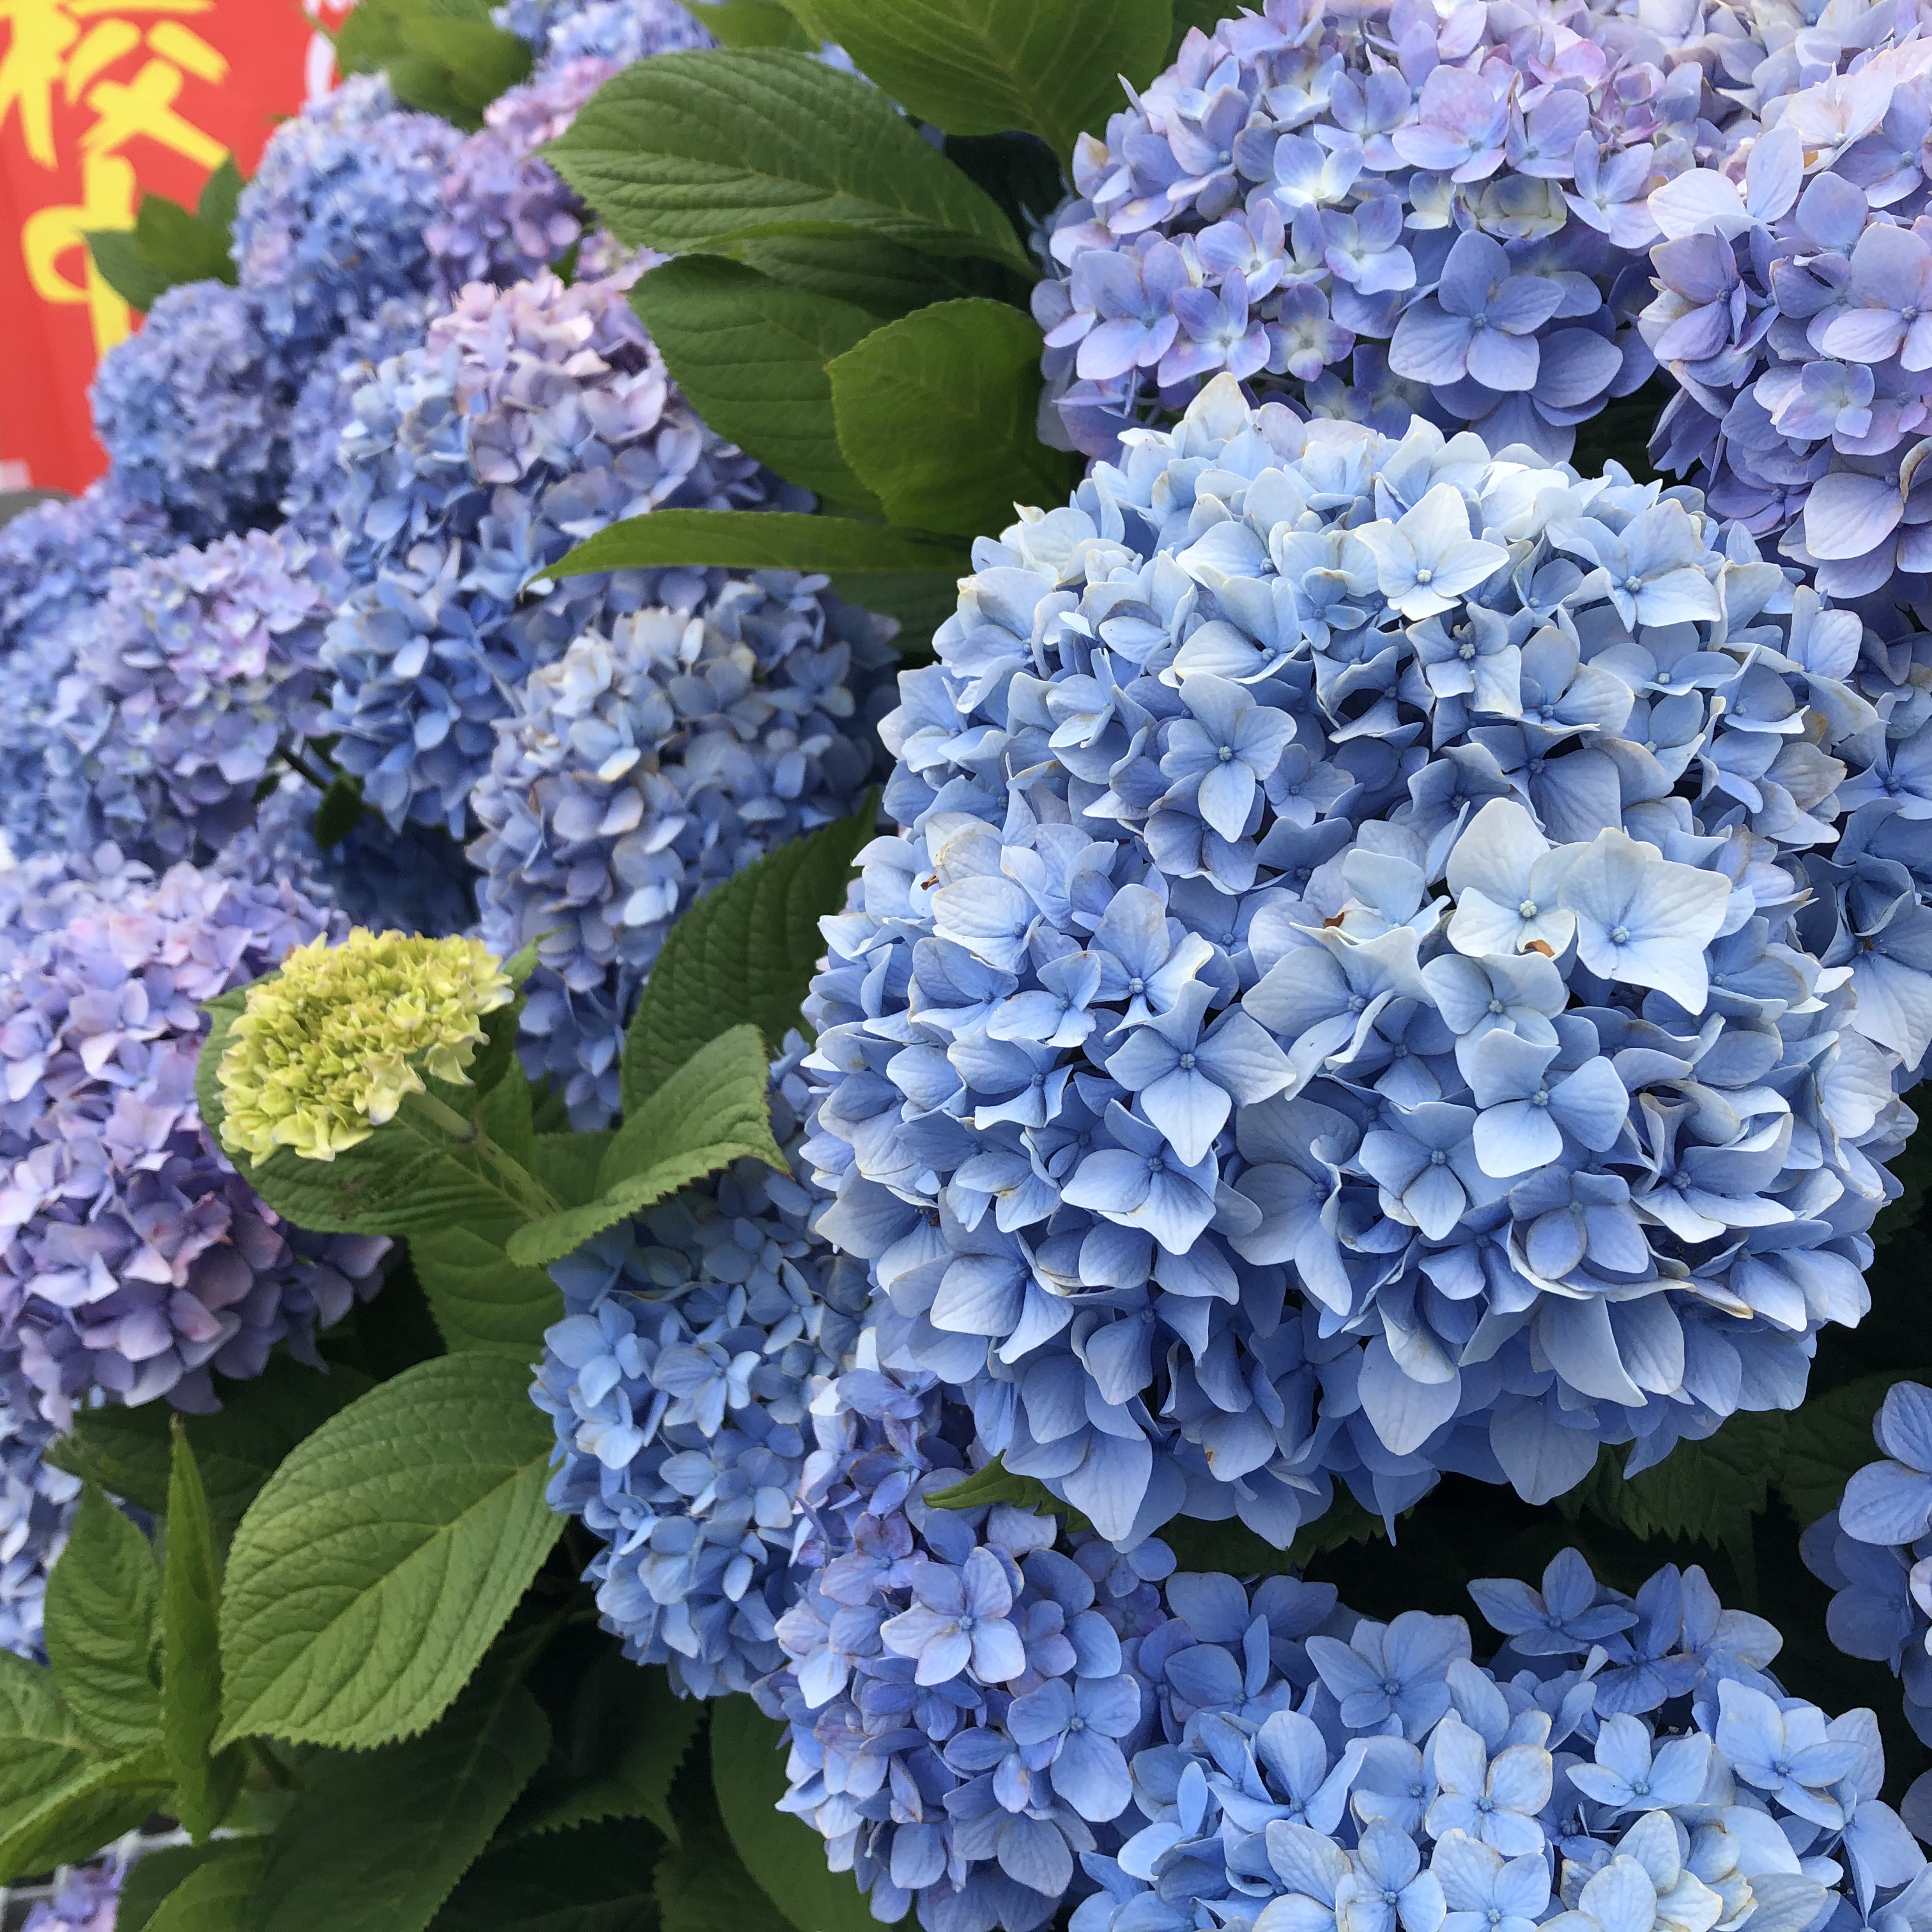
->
316, 266, 794, 839
231, 73, 463, 361
89, 280, 293, 543
0, 481, 170, 663
0, 845, 389, 1426
45, 528, 344, 871
494, 0, 709, 65
1803, 1379, 1932, 1755
802, 373, 1920, 1555
532, 1039, 872, 1694
19, 1853, 126, 1931
0, 1397, 77, 1662
471, 578, 896, 1123
1032, 0, 1740, 463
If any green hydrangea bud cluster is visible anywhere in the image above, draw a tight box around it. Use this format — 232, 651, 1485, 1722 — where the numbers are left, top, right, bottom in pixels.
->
218, 930, 513, 1162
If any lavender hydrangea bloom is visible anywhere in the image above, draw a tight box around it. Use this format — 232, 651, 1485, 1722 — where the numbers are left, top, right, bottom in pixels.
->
801, 374, 1919, 1554
471, 578, 895, 1124
1033, 0, 1717, 462
0, 847, 388, 1426
88, 281, 293, 543
1637, 38, 1932, 618
16, 1852, 127, 1931
531, 1043, 872, 1696
1803, 1382, 1932, 1749
44, 528, 342, 870
231, 74, 462, 363
316, 268, 792, 839
0, 481, 170, 666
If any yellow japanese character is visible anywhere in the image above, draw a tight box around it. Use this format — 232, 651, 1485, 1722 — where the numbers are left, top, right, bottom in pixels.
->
80, 54, 223, 165
20, 146, 134, 352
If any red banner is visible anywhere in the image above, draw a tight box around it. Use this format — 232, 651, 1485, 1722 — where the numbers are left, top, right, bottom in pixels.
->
0, 0, 344, 493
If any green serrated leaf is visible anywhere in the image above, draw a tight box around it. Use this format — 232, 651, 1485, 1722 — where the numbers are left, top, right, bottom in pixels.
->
711, 1698, 899, 1932
686, 0, 816, 51
84, 228, 174, 312
197, 157, 245, 234
412, 1225, 562, 1360
43, 1485, 160, 1750
250, 1672, 549, 1932
632, 257, 883, 507
829, 300, 1078, 537
431, 1815, 662, 1930
162, 1422, 240, 1840
726, 233, 1022, 318
116, 1843, 231, 1932
1779, 1372, 1926, 1528
399, 13, 534, 112
134, 191, 236, 285
218, 1354, 563, 1751
144, 1839, 270, 1932
0, 1653, 109, 1857
47, 1354, 376, 1537
481, 1062, 538, 1169
507, 1028, 783, 1268
544, 50, 1029, 272
802, 0, 1168, 155
0, 1738, 172, 1884
509, 1652, 696, 1842
622, 799, 878, 1108
538, 510, 967, 618
656, 1738, 792, 1932
530, 1130, 615, 1208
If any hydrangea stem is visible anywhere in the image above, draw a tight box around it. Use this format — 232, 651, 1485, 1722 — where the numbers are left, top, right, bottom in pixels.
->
400, 1086, 560, 1222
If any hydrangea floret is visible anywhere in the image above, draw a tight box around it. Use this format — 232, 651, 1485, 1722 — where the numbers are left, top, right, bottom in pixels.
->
315, 268, 789, 838
533, 1039, 873, 1694
470, 578, 896, 1123
801, 374, 1918, 1553
0, 847, 388, 1425
217, 929, 514, 1162
1802, 1379, 1932, 1759
754, 1353, 1928, 1932
1032, 0, 1722, 461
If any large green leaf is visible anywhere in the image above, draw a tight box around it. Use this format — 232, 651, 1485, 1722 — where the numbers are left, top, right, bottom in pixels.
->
144, 1841, 270, 1932
116, 1844, 230, 1932
43, 1485, 160, 1749
336, 0, 533, 127
431, 1816, 661, 1930
829, 300, 1078, 537
250, 1673, 550, 1932
726, 233, 1016, 318
710, 1699, 893, 1932
509, 1652, 698, 1841
413, 1226, 563, 1360
507, 1027, 784, 1268
0, 1652, 168, 1882
218, 1355, 563, 1750
622, 802, 877, 1108
539, 509, 967, 634
687, 0, 817, 47
632, 257, 884, 508
656, 1743, 792, 1932
47, 1354, 375, 1537
1779, 1372, 1922, 1528
161, 1423, 240, 1840
544, 50, 1029, 272
797, 0, 1169, 155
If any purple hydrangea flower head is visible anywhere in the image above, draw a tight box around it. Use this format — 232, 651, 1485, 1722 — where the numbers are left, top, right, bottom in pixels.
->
315, 267, 793, 839
18, 1853, 126, 1932
0, 845, 388, 1427
231, 74, 463, 362
470, 578, 895, 1125
44, 528, 342, 871
801, 374, 1920, 1556
531, 1041, 872, 1696
0, 480, 170, 664
1033, 0, 1726, 463
0, 1397, 77, 1662
88, 281, 293, 543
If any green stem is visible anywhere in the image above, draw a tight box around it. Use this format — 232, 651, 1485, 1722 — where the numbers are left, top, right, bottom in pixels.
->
401, 1087, 562, 1222
278, 738, 340, 793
